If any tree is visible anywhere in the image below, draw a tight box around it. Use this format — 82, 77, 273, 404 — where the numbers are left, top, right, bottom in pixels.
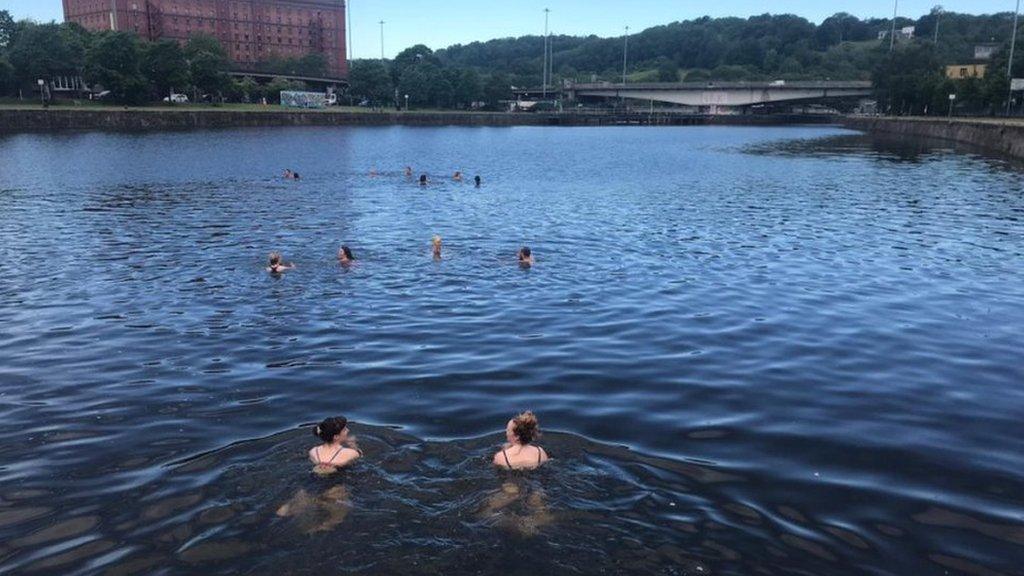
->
8, 22, 86, 85
84, 31, 147, 104
185, 33, 229, 96
226, 75, 259, 103
656, 58, 680, 82
483, 72, 511, 110
0, 9, 15, 48
348, 60, 393, 105
142, 40, 189, 100
451, 68, 482, 107
0, 55, 13, 96
873, 43, 943, 115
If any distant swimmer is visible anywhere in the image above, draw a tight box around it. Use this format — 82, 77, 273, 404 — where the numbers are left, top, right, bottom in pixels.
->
338, 245, 356, 265
432, 235, 443, 260
309, 416, 362, 476
283, 169, 301, 180
494, 412, 549, 471
453, 171, 463, 182
420, 174, 428, 186
405, 166, 414, 178
518, 247, 534, 267
369, 169, 379, 177
267, 252, 296, 274
475, 175, 482, 188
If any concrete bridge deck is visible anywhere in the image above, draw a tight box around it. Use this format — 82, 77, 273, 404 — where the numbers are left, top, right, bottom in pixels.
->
566, 81, 873, 108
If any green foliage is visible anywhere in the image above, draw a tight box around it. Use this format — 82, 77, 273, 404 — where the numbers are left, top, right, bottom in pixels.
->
141, 40, 190, 100
227, 76, 260, 103
0, 9, 15, 48
872, 43, 943, 115
8, 22, 86, 85
656, 58, 680, 82
263, 76, 308, 103
85, 32, 148, 105
348, 60, 393, 105
0, 55, 13, 95
185, 33, 230, 96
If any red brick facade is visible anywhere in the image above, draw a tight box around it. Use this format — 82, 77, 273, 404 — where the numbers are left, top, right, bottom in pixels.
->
63, 0, 348, 78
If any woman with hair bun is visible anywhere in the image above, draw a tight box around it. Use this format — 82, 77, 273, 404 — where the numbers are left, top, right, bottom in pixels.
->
493, 412, 549, 470
308, 416, 361, 475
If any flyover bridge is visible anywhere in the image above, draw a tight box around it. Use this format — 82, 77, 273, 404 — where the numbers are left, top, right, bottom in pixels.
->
565, 81, 872, 110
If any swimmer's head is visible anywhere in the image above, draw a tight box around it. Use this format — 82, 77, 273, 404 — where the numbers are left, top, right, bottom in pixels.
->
507, 411, 540, 445
432, 235, 442, 248
269, 252, 282, 266
339, 246, 355, 262
519, 247, 532, 260
314, 416, 349, 444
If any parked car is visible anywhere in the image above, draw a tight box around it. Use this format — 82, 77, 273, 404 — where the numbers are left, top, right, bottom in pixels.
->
163, 94, 189, 104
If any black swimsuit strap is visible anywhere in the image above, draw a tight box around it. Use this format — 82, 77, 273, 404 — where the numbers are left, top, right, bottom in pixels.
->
503, 449, 512, 468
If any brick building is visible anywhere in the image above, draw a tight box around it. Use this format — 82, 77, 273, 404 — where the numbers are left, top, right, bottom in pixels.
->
62, 0, 348, 78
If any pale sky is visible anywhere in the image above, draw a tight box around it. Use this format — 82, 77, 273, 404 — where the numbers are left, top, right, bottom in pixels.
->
4, 0, 1019, 58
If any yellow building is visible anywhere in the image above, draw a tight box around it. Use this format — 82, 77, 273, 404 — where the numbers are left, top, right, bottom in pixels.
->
946, 64, 988, 80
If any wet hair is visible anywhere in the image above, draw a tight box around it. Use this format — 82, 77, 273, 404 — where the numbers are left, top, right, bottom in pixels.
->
511, 412, 540, 445
314, 416, 348, 443
269, 252, 282, 266
519, 247, 532, 259
420, 174, 428, 184
293, 173, 301, 180
340, 246, 355, 261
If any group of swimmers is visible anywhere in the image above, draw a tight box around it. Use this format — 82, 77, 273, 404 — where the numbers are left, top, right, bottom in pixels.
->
289, 167, 481, 187
266, 242, 534, 273
308, 412, 548, 475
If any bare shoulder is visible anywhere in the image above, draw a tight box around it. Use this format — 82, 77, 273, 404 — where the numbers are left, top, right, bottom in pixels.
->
492, 451, 508, 468
308, 446, 319, 463
538, 446, 550, 462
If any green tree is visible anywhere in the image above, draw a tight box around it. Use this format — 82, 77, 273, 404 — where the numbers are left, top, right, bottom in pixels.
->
451, 68, 482, 107
0, 55, 13, 95
185, 33, 229, 97
0, 9, 15, 48
348, 60, 393, 105
226, 75, 259, 103
142, 40, 190, 100
483, 72, 511, 110
84, 31, 147, 104
8, 22, 86, 85
873, 43, 943, 115
656, 58, 680, 82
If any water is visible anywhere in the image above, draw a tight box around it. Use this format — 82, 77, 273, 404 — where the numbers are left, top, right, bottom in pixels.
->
0, 125, 1022, 575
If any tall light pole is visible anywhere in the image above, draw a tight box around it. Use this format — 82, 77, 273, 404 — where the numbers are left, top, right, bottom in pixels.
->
890, 0, 899, 52
934, 6, 943, 44
622, 26, 630, 85
543, 8, 550, 98
379, 20, 386, 62
347, 0, 353, 69
1008, 0, 1022, 116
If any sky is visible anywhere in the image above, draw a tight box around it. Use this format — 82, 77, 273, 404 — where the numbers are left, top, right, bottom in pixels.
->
4, 0, 1019, 58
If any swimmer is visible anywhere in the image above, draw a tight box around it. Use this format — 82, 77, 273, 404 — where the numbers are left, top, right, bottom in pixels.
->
405, 166, 414, 178
432, 235, 443, 260
293, 172, 301, 180
494, 412, 549, 471
453, 171, 463, 182
338, 245, 356, 265
267, 252, 295, 274
475, 175, 482, 188
518, 247, 534, 267
419, 174, 428, 186
309, 416, 361, 476
283, 169, 293, 179
369, 169, 379, 177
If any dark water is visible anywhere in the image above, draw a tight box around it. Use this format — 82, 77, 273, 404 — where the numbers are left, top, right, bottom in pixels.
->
1, 126, 1022, 576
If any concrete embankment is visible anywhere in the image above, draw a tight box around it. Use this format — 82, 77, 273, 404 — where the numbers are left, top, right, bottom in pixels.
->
842, 116, 1024, 160
0, 107, 838, 132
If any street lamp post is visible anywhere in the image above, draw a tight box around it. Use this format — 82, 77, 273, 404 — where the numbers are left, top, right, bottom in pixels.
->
622, 26, 630, 85
1008, 0, 1022, 116
37, 79, 45, 107
405, 94, 409, 111
543, 8, 550, 99
948, 93, 957, 120
347, 0, 353, 70
379, 20, 386, 62
890, 0, 899, 52
934, 6, 943, 43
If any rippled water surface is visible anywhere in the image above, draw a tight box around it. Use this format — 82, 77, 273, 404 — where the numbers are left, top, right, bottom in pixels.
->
1, 126, 1023, 575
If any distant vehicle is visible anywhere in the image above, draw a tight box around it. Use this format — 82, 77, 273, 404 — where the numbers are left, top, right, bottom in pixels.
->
770, 80, 787, 87
163, 94, 189, 104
